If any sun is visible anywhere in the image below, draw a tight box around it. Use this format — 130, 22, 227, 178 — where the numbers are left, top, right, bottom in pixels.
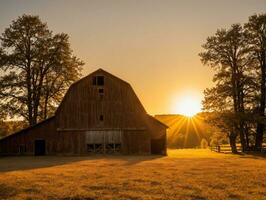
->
173, 96, 202, 117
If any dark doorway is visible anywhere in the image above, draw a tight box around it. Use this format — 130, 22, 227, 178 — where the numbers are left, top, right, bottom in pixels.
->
35, 139, 46, 156
151, 139, 165, 155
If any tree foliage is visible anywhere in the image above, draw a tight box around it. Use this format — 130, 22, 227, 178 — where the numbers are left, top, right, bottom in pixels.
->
0, 15, 84, 125
244, 14, 266, 149
200, 14, 266, 152
0, 120, 26, 139
200, 138, 208, 149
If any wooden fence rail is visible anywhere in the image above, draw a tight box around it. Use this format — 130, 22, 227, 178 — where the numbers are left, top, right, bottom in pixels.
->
210, 144, 266, 153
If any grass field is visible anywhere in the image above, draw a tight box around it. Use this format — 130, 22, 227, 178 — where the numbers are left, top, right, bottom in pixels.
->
0, 149, 265, 200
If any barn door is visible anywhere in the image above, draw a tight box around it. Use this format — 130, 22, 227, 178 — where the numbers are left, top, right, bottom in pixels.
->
86, 131, 105, 153
105, 131, 122, 154
35, 139, 46, 156
86, 130, 122, 154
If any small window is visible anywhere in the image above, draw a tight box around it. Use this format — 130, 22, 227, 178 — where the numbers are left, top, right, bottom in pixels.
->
97, 76, 104, 86
99, 88, 104, 94
99, 115, 104, 121
92, 76, 104, 86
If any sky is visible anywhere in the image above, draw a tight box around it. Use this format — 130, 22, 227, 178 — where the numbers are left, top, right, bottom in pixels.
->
0, 0, 266, 115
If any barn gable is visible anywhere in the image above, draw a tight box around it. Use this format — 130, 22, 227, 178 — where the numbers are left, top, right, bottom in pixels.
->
55, 69, 148, 130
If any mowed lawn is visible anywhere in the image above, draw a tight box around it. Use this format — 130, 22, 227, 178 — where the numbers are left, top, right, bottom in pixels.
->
0, 150, 265, 200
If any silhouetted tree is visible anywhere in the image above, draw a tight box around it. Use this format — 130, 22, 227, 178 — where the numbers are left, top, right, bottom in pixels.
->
0, 15, 84, 126
245, 14, 266, 150
199, 24, 253, 152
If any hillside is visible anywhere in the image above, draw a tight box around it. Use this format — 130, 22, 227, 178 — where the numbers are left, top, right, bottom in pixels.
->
155, 114, 214, 148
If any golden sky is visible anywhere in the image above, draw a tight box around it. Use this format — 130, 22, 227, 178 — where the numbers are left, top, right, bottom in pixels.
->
1, 0, 266, 115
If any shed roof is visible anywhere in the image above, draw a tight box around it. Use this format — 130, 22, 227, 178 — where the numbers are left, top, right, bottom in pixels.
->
0, 116, 55, 141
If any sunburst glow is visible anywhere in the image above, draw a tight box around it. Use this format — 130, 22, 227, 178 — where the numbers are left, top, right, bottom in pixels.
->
173, 95, 202, 117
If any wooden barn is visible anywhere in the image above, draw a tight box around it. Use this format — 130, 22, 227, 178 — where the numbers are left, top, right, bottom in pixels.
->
0, 69, 167, 156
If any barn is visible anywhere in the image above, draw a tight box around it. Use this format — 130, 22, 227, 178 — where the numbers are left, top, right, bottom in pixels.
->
0, 69, 167, 156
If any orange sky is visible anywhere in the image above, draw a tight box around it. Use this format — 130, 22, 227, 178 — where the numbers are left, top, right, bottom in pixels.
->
1, 0, 266, 114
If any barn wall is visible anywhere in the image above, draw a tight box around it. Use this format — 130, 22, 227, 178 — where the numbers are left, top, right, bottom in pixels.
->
122, 130, 151, 154
146, 117, 167, 155
0, 118, 57, 155
53, 131, 87, 155
0, 125, 89, 156
0, 69, 167, 156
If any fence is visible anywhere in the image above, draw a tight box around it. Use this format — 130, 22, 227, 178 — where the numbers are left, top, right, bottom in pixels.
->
210, 144, 266, 153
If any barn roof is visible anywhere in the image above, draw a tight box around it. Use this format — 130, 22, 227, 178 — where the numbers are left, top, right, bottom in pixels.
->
0, 116, 55, 141
55, 68, 137, 115
72, 68, 130, 87
147, 115, 169, 128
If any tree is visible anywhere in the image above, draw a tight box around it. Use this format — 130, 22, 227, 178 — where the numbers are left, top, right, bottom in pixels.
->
202, 86, 238, 153
245, 14, 266, 150
200, 138, 208, 149
0, 15, 84, 125
0, 120, 26, 139
199, 24, 253, 152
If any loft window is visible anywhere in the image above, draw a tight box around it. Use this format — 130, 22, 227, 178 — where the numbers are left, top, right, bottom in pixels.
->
92, 76, 104, 86
97, 76, 104, 85
99, 115, 104, 121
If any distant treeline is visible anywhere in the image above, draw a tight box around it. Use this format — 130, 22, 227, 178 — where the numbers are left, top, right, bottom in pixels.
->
199, 13, 266, 153
0, 120, 26, 139
155, 113, 227, 149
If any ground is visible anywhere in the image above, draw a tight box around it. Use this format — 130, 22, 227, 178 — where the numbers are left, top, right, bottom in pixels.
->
0, 149, 265, 200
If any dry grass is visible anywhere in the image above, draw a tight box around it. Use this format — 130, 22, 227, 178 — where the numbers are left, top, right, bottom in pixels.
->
0, 149, 265, 200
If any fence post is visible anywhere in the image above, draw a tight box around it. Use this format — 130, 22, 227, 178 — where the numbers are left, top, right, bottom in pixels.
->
218, 145, 220, 153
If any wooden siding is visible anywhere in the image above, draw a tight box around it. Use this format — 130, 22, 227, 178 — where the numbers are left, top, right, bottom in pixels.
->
122, 130, 151, 154
85, 130, 122, 144
55, 70, 148, 130
0, 69, 167, 155
146, 116, 167, 155
0, 117, 57, 155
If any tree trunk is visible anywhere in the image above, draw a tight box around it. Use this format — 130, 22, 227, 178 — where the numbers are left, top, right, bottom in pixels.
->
26, 68, 33, 126
239, 121, 247, 152
255, 56, 265, 150
244, 124, 250, 150
229, 132, 238, 153
255, 123, 264, 150
43, 92, 49, 120
32, 73, 45, 125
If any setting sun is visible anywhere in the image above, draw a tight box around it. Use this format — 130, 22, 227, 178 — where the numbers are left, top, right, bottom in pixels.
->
173, 96, 202, 117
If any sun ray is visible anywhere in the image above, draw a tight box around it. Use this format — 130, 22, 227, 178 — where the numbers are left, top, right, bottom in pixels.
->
190, 118, 202, 143
170, 117, 187, 136
183, 117, 190, 147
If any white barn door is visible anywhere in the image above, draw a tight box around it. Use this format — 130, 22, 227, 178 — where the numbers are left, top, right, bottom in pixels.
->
86, 130, 122, 154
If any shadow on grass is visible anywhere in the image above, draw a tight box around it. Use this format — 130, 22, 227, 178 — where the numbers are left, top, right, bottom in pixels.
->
0, 155, 163, 172
238, 152, 266, 159
0, 183, 17, 199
